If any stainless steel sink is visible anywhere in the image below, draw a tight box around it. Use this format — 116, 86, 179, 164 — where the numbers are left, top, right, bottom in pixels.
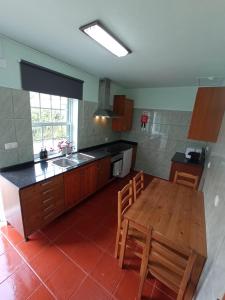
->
52, 153, 95, 168
67, 152, 95, 164
52, 158, 78, 168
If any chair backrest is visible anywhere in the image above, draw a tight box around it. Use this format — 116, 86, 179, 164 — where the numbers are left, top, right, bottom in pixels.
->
149, 230, 197, 299
133, 171, 144, 201
173, 171, 199, 190
117, 180, 133, 229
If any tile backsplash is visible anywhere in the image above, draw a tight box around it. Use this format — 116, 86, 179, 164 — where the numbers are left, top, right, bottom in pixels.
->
0, 87, 120, 168
0, 86, 33, 168
78, 101, 120, 149
121, 108, 206, 179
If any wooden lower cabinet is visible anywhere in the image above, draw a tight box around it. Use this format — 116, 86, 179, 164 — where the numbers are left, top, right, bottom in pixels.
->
96, 157, 111, 190
169, 161, 203, 189
64, 158, 111, 208
1, 157, 112, 240
20, 175, 65, 238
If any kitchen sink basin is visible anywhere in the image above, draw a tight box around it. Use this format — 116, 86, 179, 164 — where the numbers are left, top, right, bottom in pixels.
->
52, 153, 95, 168
52, 158, 78, 168
67, 152, 95, 164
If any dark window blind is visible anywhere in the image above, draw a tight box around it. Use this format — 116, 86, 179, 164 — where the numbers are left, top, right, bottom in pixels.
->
20, 60, 83, 100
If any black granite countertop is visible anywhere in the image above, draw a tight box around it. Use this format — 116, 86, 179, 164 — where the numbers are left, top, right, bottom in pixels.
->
0, 140, 137, 189
171, 152, 205, 166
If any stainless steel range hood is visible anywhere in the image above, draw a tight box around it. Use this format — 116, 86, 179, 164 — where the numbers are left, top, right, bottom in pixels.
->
93, 78, 119, 118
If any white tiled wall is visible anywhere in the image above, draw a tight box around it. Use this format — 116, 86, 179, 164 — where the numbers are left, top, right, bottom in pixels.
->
196, 115, 225, 300
78, 101, 120, 149
121, 108, 206, 179
0, 86, 33, 168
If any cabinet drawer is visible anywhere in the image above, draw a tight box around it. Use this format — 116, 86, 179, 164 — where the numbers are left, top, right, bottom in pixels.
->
38, 175, 63, 191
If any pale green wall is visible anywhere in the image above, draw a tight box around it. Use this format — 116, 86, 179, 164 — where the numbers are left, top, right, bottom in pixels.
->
0, 35, 101, 102
0, 35, 196, 110
125, 86, 197, 111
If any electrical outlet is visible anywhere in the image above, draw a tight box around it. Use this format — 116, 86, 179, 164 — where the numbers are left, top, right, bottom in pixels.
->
5, 142, 18, 150
207, 162, 211, 169
214, 195, 220, 207
105, 137, 108, 142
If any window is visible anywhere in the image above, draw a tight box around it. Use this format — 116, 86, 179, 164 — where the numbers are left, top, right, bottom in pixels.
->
30, 92, 78, 157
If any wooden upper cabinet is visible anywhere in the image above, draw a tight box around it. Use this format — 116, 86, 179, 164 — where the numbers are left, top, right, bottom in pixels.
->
188, 87, 225, 142
112, 95, 133, 131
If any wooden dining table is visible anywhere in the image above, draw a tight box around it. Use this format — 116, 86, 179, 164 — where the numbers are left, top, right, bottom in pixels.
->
119, 178, 207, 300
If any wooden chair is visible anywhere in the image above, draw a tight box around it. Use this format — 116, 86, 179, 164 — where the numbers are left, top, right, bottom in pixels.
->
114, 180, 133, 258
173, 171, 199, 190
133, 171, 144, 201
115, 181, 145, 261
137, 228, 197, 300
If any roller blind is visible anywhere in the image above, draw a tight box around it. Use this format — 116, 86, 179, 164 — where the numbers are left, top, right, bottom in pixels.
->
20, 60, 83, 100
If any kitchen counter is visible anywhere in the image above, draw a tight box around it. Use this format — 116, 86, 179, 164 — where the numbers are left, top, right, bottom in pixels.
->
171, 152, 205, 166
0, 140, 137, 189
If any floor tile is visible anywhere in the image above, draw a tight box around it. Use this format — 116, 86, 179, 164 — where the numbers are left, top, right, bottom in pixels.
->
1, 225, 24, 245
28, 284, 55, 300
16, 231, 49, 261
73, 214, 104, 239
0, 245, 23, 283
0, 263, 40, 300
114, 270, 154, 300
0, 233, 11, 255
29, 243, 67, 281
56, 227, 103, 273
92, 224, 117, 252
41, 209, 82, 242
91, 252, 124, 294
71, 276, 111, 299
45, 258, 86, 300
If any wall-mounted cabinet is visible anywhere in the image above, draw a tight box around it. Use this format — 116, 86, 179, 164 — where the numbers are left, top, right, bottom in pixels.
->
188, 87, 225, 142
112, 95, 133, 132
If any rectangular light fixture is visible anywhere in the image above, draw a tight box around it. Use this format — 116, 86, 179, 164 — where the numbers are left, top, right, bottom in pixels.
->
80, 20, 131, 58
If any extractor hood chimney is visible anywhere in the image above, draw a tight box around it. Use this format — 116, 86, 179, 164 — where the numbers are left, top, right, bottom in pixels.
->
93, 78, 119, 118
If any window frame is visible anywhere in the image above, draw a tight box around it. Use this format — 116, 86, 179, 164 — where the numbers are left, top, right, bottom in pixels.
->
30, 92, 74, 158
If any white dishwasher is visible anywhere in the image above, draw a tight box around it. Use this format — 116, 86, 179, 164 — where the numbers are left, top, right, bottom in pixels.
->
118, 148, 133, 178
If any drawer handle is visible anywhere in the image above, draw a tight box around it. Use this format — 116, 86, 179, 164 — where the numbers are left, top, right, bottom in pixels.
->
43, 211, 54, 220
41, 180, 53, 186
42, 197, 54, 204
42, 189, 53, 195
43, 204, 54, 213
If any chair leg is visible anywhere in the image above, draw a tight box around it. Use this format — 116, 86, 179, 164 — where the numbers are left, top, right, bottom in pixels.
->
137, 269, 148, 300
119, 219, 129, 268
114, 227, 121, 258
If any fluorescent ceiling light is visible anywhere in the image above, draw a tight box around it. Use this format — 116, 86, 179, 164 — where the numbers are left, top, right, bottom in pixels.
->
80, 21, 131, 57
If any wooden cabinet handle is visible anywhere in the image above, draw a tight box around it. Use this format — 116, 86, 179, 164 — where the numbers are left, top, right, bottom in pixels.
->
41, 180, 53, 186
42, 189, 53, 195
43, 204, 54, 213
43, 211, 55, 220
42, 197, 54, 204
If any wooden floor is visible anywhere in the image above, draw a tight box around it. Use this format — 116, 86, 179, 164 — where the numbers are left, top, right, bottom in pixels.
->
0, 172, 176, 299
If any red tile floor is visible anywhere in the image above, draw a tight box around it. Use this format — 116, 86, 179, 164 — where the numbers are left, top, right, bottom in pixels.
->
0, 173, 176, 299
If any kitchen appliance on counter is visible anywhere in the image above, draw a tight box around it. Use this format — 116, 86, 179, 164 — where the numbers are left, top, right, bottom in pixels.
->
185, 147, 204, 163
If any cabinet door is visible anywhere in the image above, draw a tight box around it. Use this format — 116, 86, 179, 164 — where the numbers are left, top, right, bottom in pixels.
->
188, 87, 225, 142
80, 162, 97, 199
169, 161, 203, 189
124, 99, 133, 130
64, 168, 82, 208
96, 157, 111, 190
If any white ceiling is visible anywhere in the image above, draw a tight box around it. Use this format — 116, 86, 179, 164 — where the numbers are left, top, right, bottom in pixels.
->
0, 0, 225, 88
